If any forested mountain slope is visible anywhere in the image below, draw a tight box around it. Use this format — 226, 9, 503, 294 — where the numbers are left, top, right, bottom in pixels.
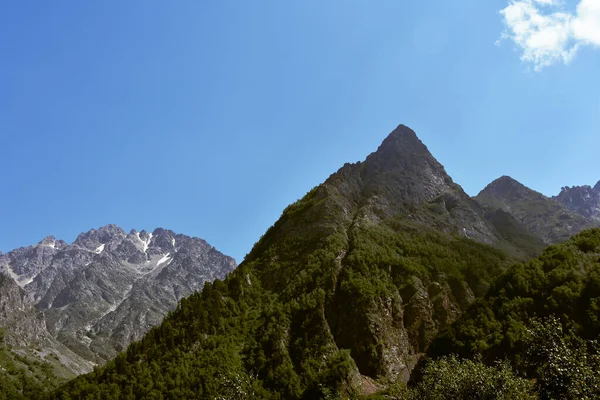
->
430, 227, 600, 363
51, 125, 535, 399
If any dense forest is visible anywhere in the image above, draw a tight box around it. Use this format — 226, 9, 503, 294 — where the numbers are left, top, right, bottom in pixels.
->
427, 228, 600, 396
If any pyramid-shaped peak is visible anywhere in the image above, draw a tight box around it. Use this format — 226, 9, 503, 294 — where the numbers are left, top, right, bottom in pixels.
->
365, 124, 439, 167
376, 124, 424, 153
594, 181, 600, 192
478, 176, 533, 199
490, 175, 522, 186
478, 175, 546, 201
389, 124, 419, 139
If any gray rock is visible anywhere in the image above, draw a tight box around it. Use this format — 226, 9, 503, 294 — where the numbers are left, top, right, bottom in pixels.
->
0, 274, 94, 376
322, 125, 499, 245
554, 183, 600, 222
1, 225, 236, 367
475, 176, 597, 244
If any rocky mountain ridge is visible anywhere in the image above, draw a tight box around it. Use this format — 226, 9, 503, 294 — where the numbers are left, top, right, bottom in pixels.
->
474, 175, 598, 245
553, 182, 600, 221
0, 225, 236, 367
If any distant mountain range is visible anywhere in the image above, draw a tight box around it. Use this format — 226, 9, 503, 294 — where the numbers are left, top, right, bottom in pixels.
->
0, 225, 235, 388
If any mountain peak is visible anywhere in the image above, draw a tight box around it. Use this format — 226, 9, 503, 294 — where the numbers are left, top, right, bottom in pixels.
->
73, 224, 126, 250
476, 176, 597, 244
97, 224, 125, 235
152, 227, 170, 236
478, 176, 530, 199
389, 124, 419, 139
39, 236, 56, 245
315, 124, 498, 244
374, 124, 425, 156
364, 124, 445, 174
344, 124, 457, 209
37, 236, 67, 250
554, 182, 600, 221
492, 175, 520, 185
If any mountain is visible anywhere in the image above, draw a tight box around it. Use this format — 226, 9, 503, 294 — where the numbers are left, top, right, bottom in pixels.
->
474, 176, 595, 244
320, 126, 499, 243
52, 125, 535, 399
0, 226, 236, 366
554, 182, 600, 222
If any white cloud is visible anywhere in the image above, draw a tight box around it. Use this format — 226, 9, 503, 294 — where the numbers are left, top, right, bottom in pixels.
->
499, 0, 600, 70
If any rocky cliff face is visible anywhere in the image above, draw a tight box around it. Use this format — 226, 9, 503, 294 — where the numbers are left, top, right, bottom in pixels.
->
0, 274, 94, 377
1, 225, 236, 364
474, 176, 595, 244
0, 273, 49, 347
554, 182, 600, 222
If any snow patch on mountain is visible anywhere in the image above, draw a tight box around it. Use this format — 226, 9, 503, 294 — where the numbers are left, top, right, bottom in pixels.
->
157, 253, 172, 267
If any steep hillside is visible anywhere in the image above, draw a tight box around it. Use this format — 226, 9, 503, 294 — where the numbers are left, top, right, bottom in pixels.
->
430, 228, 600, 362
426, 228, 600, 397
554, 182, 600, 222
52, 125, 521, 399
475, 176, 595, 244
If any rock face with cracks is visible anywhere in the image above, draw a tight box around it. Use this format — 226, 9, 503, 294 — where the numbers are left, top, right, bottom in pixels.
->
0, 225, 236, 367
554, 182, 600, 222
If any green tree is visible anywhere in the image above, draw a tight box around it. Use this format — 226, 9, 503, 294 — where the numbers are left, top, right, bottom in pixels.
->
525, 316, 600, 400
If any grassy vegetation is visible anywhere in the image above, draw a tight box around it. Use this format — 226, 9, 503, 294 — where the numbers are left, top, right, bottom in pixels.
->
0, 342, 65, 400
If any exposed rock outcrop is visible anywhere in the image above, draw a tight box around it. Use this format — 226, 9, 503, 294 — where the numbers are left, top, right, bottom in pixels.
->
1, 225, 236, 364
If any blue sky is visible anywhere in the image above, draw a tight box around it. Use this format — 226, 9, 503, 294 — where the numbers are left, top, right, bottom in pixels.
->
1, 0, 599, 262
